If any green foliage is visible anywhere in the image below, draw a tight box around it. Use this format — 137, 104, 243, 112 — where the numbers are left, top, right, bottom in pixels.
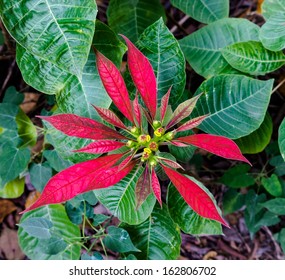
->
29, 163, 53, 192
107, 0, 166, 42
0, 177, 25, 198
279, 117, 285, 161
192, 75, 273, 139
179, 18, 259, 78
121, 204, 181, 260
261, 174, 283, 197
171, 0, 229, 24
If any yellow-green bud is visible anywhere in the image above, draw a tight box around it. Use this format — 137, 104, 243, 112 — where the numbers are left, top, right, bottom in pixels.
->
149, 157, 157, 167
153, 120, 161, 129
126, 140, 135, 148
154, 127, 165, 137
149, 141, 158, 151
164, 131, 175, 140
130, 126, 140, 136
137, 134, 151, 144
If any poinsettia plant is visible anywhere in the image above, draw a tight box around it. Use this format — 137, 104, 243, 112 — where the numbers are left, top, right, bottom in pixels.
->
22, 36, 250, 227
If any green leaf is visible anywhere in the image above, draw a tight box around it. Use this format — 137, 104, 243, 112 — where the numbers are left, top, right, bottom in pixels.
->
278, 228, 285, 253
3, 86, 24, 105
270, 156, 285, 176
29, 163, 53, 192
223, 189, 245, 215
37, 237, 68, 255
0, 0, 97, 76
0, 143, 30, 188
260, 12, 285, 51
0, 177, 25, 198
192, 75, 273, 139
121, 204, 181, 260
279, 117, 285, 161
0, 103, 18, 130
0, 28, 3, 45
170, 0, 229, 24
18, 204, 81, 260
16, 109, 37, 147
220, 164, 255, 188
235, 112, 273, 154
19, 217, 53, 239
43, 149, 72, 172
107, 0, 166, 42
81, 252, 103, 260
93, 20, 127, 68
260, 198, 285, 215
168, 130, 196, 163
221, 41, 285, 75
137, 18, 186, 105
95, 166, 156, 225
167, 181, 222, 236
261, 0, 285, 20
103, 226, 140, 253
261, 174, 283, 197
179, 18, 260, 78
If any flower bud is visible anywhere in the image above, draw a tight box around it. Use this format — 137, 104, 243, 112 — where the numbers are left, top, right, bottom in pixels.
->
149, 141, 158, 151
154, 127, 165, 137
164, 131, 175, 140
137, 134, 151, 144
130, 126, 140, 136
153, 120, 161, 129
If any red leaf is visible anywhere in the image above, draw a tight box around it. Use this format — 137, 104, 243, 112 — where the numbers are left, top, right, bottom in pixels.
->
162, 165, 228, 226
151, 168, 162, 206
166, 93, 203, 129
74, 140, 125, 154
38, 114, 126, 140
158, 157, 184, 170
21, 154, 124, 213
169, 140, 189, 147
135, 166, 152, 209
118, 152, 135, 171
176, 115, 209, 132
92, 105, 127, 130
160, 87, 171, 123
96, 50, 134, 123
133, 94, 142, 127
176, 134, 251, 165
121, 35, 157, 119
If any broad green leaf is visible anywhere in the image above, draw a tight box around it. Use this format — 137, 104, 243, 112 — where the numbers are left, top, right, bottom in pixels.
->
223, 189, 245, 215
0, 177, 25, 198
107, 0, 166, 42
221, 41, 285, 75
0, 143, 30, 188
19, 217, 53, 239
171, 0, 229, 24
137, 18, 185, 105
95, 166, 156, 225
270, 156, 285, 176
16, 108, 37, 147
235, 112, 273, 154
121, 204, 181, 260
0, 0, 97, 75
167, 181, 222, 236
254, 211, 280, 230
18, 204, 81, 260
103, 226, 140, 253
3, 86, 24, 105
261, 0, 285, 20
260, 198, 285, 215
169, 130, 196, 163
279, 117, 285, 161
179, 18, 260, 78
43, 149, 72, 172
81, 252, 103, 260
93, 20, 127, 68
38, 237, 68, 255
29, 163, 53, 192
220, 164, 255, 188
278, 228, 285, 253
261, 174, 283, 197
0, 103, 18, 130
192, 75, 273, 139
260, 12, 285, 51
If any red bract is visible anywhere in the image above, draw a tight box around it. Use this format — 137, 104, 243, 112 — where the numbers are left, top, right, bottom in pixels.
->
24, 36, 251, 228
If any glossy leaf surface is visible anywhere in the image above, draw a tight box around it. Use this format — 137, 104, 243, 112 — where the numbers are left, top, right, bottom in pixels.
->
191, 75, 273, 139
107, 0, 166, 42
137, 19, 186, 105
162, 165, 228, 226
121, 204, 181, 260
167, 182, 222, 235
279, 117, 285, 161
179, 18, 259, 78
222, 41, 285, 75
171, 0, 229, 24
176, 134, 251, 164
122, 35, 157, 119
176, 115, 208, 133
261, 0, 285, 20
18, 205, 81, 260
95, 166, 156, 225
0, 177, 25, 199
